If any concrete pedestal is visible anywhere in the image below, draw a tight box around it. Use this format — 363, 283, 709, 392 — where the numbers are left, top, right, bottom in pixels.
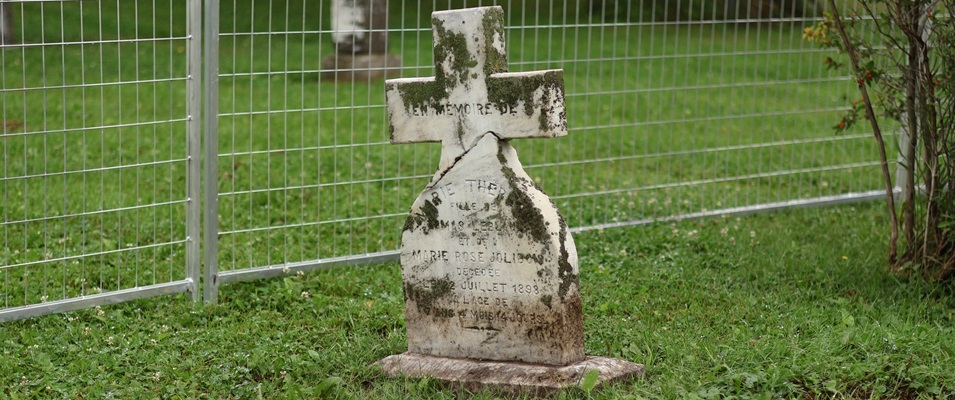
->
377, 353, 644, 397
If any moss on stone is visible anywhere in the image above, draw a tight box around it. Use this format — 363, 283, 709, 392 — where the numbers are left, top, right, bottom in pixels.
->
497, 142, 549, 244
394, 80, 447, 113
402, 214, 417, 232
487, 70, 565, 132
556, 214, 578, 300
421, 199, 440, 230
432, 17, 478, 89
540, 294, 553, 308
481, 8, 508, 76
403, 277, 454, 316
535, 73, 567, 132
404, 199, 441, 233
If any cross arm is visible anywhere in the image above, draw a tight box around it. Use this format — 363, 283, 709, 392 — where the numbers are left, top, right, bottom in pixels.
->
486, 69, 567, 140
386, 77, 450, 144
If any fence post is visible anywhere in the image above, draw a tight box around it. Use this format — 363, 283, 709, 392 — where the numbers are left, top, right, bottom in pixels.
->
203, 0, 220, 305
186, 0, 203, 302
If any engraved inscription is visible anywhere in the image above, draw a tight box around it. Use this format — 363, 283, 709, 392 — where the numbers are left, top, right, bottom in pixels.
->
410, 102, 520, 117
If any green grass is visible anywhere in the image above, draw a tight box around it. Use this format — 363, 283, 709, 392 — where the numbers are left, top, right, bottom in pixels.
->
0, 0, 903, 355
2, 202, 953, 398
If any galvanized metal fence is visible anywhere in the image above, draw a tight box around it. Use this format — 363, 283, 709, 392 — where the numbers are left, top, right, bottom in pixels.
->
1, 0, 892, 320
0, 0, 202, 322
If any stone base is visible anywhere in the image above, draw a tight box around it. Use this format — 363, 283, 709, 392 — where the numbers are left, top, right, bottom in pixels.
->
377, 353, 644, 397
321, 54, 401, 81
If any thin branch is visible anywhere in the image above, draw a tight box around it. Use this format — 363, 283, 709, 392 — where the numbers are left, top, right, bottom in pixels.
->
861, 1, 910, 64
828, 0, 900, 263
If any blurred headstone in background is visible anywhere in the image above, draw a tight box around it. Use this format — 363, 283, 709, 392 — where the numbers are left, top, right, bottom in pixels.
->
322, 0, 400, 81
1, 1, 15, 45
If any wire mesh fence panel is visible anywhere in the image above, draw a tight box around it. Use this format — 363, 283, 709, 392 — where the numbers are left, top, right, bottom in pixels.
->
212, 0, 890, 288
504, 0, 889, 229
215, 0, 410, 284
0, 0, 200, 321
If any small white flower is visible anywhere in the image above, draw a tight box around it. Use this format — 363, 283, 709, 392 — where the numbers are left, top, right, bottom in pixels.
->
301, 291, 310, 300
750, 230, 756, 238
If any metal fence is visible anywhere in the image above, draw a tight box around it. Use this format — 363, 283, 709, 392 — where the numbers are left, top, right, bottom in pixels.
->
0, 0, 201, 321
2, 0, 891, 320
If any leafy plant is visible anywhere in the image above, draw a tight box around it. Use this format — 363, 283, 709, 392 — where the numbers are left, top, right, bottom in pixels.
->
806, 0, 955, 281
581, 369, 600, 394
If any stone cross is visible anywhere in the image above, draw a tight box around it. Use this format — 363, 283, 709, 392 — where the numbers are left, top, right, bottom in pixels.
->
385, 6, 566, 174
378, 7, 643, 394
386, 6, 578, 366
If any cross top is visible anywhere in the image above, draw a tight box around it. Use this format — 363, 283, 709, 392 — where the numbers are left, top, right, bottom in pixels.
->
386, 6, 567, 172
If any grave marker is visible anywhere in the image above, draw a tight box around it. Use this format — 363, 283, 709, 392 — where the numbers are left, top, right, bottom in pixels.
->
322, 0, 401, 81
377, 6, 643, 395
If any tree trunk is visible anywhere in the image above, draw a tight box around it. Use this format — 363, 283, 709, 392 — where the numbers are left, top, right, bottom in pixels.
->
902, 5, 920, 252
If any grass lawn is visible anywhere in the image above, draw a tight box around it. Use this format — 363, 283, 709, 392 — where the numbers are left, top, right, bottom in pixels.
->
2, 202, 953, 398
4, 3, 947, 398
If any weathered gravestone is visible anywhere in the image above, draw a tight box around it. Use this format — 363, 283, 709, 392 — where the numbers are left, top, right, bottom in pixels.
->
0, 1, 14, 45
321, 0, 401, 81
376, 6, 644, 395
